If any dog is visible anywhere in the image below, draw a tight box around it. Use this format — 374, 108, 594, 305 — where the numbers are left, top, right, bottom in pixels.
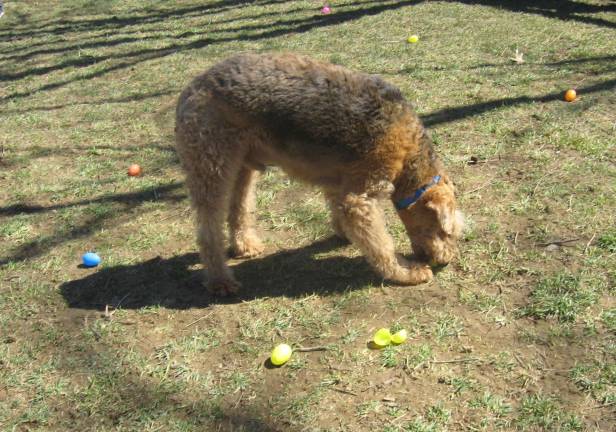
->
175, 53, 463, 296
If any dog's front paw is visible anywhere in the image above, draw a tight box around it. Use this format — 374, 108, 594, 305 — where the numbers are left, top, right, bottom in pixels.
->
388, 255, 433, 285
230, 235, 265, 259
406, 262, 433, 285
207, 277, 241, 297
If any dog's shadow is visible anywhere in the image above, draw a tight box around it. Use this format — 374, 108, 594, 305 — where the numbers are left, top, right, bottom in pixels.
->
60, 236, 380, 310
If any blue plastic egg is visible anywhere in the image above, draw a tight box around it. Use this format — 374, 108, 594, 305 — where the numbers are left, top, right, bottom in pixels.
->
82, 252, 101, 267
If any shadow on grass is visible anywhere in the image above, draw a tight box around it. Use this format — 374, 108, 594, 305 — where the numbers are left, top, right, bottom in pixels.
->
3, 0, 615, 101
1, 0, 419, 99
385, 54, 616, 75
449, 0, 616, 29
422, 77, 616, 127
0, 141, 176, 168
0, 0, 291, 41
60, 236, 378, 310
1, 89, 178, 114
0, 182, 186, 266
0, 181, 184, 217
0, 5, 311, 63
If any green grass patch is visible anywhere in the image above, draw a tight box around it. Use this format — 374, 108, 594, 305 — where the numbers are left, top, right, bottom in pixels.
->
520, 272, 600, 322
570, 362, 616, 405
597, 230, 616, 253
515, 394, 583, 431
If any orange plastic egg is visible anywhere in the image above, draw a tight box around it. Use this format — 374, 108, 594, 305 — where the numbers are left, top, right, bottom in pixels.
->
128, 164, 142, 177
564, 89, 577, 102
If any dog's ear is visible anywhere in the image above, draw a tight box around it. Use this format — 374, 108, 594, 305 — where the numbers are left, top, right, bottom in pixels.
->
426, 200, 454, 234
423, 176, 463, 236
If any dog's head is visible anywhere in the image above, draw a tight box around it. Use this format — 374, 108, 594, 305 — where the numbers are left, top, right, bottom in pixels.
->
396, 175, 464, 266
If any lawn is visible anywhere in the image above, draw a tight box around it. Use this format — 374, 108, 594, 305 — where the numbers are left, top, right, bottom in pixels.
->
1, 1, 615, 431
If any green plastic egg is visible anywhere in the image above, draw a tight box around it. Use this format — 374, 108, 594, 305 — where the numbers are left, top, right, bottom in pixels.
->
373, 328, 392, 347
391, 329, 408, 344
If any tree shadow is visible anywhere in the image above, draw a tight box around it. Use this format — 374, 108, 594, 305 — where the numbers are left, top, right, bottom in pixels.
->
422, 77, 616, 127
0, 182, 186, 265
59, 236, 379, 310
0, 181, 184, 217
448, 0, 616, 29
3, 0, 615, 101
1, 3, 314, 63
0, 141, 176, 167
383, 54, 616, 75
2, 0, 419, 99
0, 0, 291, 40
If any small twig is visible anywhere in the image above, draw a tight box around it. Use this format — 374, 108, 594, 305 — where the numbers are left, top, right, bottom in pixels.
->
390, 413, 409, 425
361, 378, 395, 392
103, 304, 116, 320
513, 352, 528, 370
467, 157, 502, 165
295, 345, 328, 352
413, 360, 426, 371
536, 238, 580, 247
530, 172, 551, 196
104, 293, 131, 319
331, 387, 357, 396
584, 233, 596, 254
591, 400, 616, 409
509, 48, 525, 64
431, 357, 482, 364
464, 177, 495, 195
159, 207, 191, 222
184, 311, 214, 328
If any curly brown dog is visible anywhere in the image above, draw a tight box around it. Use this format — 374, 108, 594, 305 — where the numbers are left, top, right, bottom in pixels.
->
175, 53, 463, 296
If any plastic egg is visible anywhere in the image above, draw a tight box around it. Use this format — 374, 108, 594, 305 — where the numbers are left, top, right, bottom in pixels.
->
373, 328, 392, 347
391, 329, 408, 344
128, 164, 142, 176
407, 35, 419, 43
564, 89, 577, 102
270, 343, 292, 366
82, 252, 101, 267
321, 6, 331, 14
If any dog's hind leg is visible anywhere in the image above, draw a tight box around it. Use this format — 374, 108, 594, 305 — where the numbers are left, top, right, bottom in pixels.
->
335, 193, 433, 285
325, 192, 347, 240
176, 120, 248, 296
228, 166, 265, 258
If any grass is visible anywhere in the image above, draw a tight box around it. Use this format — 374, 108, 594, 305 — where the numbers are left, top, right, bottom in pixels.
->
1, 0, 615, 430
597, 230, 616, 253
515, 394, 583, 431
520, 272, 602, 322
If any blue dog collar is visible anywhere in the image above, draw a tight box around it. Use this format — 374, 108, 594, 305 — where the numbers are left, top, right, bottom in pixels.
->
395, 175, 441, 210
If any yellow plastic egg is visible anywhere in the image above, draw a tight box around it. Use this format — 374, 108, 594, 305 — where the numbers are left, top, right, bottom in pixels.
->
373, 328, 392, 347
270, 343, 292, 366
407, 35, 419, 43
391, 329, 408, 345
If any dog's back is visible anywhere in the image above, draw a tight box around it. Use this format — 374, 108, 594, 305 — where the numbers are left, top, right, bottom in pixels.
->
183, 53, 410, 154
